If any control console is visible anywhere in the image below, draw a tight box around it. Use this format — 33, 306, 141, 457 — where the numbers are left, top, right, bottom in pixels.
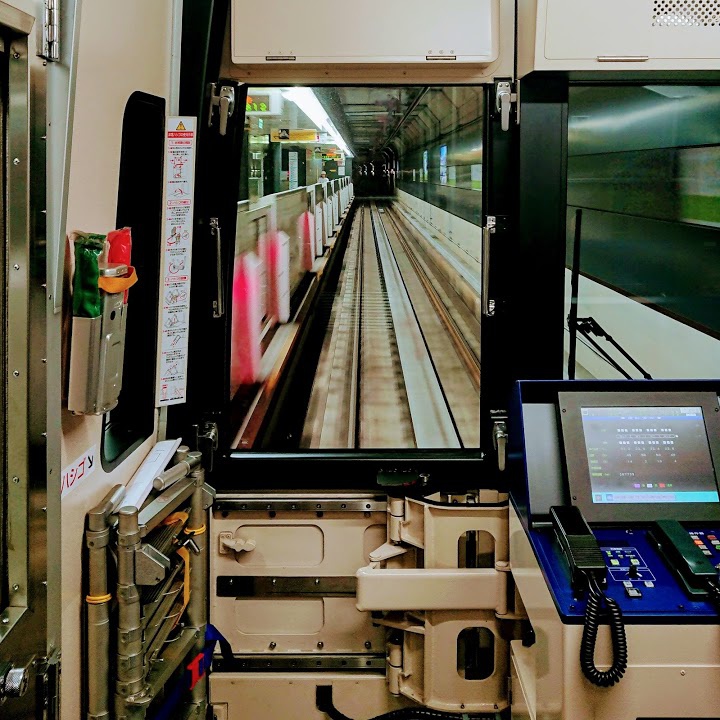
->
511, 380, 720, 624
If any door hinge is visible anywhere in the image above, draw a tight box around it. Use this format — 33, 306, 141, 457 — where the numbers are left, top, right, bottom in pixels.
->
482, 216, 496, 317
210, 218, 224, 318
41, 0, 59, 62
495, 80, 517, 132
37, 655, 60, 720
207, 83, 236, 136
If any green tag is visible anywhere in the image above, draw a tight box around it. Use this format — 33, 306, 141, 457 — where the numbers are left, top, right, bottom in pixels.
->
73, 233, 106, 318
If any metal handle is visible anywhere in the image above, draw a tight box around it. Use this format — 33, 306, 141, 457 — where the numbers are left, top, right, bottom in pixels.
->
207, 83, 236, 136
493, 421, 508, 472
495, 81, 516, 133
482, 216, 496, 317
596, 55, 649, 63
210, 218, 224, 318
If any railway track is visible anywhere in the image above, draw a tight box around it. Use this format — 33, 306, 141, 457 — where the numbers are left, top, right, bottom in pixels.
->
302, 200, 480, 449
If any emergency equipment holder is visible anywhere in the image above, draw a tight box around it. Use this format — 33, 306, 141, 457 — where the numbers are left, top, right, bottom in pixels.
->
84, 453, 215, 720
69, 262, 134, 415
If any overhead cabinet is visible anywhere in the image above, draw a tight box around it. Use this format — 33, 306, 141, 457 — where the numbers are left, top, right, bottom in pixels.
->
519, 0, 720, 74
231, 0, 499, 64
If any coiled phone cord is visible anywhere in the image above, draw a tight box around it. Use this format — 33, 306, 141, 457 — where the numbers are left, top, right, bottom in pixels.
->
705, 578, 720, 611
579, 574, 628, 687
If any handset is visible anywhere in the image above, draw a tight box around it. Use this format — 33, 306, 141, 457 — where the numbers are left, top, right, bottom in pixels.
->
550, 505, 607, 594
648, 519, 718, 598
550, 505, 628, 688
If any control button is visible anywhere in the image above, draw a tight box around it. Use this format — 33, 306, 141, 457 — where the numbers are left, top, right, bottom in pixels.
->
699, 544, 708, 550
610, 559, 620, 566
628, 564, 640, 579
625, 587, 643, 598
623, 581, 633, 588
630, 558, 640, 565
703, 550, 712, 556
644, 581, 655, 588
708, 535, 717, 540
694, 539, 703, 545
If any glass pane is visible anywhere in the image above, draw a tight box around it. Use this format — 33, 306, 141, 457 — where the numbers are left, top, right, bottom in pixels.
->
231, 86, 483, 450
566, 85, 720, 380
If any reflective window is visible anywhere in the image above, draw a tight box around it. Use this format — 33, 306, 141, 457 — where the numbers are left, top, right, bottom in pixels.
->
231, 86, 483, 450
102, 93, 165, 469
566, 85, 720, 380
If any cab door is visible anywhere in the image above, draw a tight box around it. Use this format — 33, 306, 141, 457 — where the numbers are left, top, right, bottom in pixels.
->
0, 3, 60, 717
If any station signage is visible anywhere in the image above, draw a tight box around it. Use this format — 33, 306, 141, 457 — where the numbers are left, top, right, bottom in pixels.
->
272, 128, 320, 142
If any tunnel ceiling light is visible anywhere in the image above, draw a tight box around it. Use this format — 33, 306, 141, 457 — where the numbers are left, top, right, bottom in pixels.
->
282, 87, 354, 158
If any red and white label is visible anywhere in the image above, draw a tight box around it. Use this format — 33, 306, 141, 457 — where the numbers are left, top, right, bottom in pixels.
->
61, 446, 98, 498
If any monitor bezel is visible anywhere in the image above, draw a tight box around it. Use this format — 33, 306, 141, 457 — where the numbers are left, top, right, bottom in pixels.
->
558, 391, 720, 523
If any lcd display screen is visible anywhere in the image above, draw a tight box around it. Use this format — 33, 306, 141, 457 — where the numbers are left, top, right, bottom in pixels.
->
581, 406, 719, 505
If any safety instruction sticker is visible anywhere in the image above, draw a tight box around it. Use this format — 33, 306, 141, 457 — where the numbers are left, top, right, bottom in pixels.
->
157, 117, 197, 406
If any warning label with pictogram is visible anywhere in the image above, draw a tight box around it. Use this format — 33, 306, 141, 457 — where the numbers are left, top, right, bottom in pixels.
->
156, 116, 197, 407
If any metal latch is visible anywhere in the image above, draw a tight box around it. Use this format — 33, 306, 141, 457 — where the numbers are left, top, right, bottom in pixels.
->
197, 421, 219, 473
207, 83, 236, 136
495, 81, 517, 132
41, 0, 59, 62
493, 420, 508, 472
220, 536, 257, 554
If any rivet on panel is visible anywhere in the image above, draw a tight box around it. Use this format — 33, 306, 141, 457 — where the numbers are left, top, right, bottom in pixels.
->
13, 264, 19, 270
12, 477, 19, 484
13, 157, 20, 165
317, 642, 324, 649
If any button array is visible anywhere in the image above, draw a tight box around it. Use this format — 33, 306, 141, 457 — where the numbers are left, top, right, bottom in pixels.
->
689, 530, 720, 560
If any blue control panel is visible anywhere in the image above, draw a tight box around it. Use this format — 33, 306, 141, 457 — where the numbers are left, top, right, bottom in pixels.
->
531, 525, 720, 623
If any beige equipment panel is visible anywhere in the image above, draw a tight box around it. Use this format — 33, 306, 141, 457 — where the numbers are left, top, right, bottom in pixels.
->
519, 0, 720, 75
231, 0, 499, 65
